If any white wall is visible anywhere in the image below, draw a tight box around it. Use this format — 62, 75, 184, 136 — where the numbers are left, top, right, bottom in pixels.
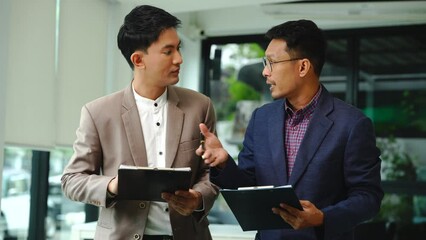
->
104, 2, 134, 95
176, 12, 202, 91
0, 0, 12, 207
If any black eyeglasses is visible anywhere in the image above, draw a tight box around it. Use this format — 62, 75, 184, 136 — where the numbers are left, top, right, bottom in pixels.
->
262, 57, 303, 72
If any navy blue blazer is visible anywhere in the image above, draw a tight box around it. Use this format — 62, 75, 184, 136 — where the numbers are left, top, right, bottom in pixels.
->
211, 87, 383, 240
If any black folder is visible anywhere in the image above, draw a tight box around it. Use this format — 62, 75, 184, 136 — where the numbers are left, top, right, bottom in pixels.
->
220, 185, 302, 231
117, 165, 192, 202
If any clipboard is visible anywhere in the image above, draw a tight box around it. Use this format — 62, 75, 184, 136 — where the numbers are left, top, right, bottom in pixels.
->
220, 185, 302, 231
117, 164, 192, 202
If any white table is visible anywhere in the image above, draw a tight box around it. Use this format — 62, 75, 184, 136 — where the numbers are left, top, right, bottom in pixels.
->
70, 221, 96, 240
71, 222, 255, 240
210, 224, 256, 240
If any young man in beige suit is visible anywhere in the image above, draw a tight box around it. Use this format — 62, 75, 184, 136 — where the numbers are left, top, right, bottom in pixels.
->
62, 5, 218, 240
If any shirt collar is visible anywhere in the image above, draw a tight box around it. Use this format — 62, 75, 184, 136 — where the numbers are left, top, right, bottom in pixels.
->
133, 86, 168, 108
285, 85, 322, 117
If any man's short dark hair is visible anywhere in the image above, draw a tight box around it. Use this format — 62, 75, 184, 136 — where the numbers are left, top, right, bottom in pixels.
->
117, 5, 181, 69
265, 19, 326, 77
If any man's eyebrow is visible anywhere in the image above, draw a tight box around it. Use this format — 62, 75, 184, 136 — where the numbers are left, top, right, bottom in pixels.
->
161, 41, 182, 49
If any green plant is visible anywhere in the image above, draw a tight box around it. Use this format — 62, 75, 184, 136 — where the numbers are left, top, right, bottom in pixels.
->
374, 137, 416, 225
213, 43, 264, 121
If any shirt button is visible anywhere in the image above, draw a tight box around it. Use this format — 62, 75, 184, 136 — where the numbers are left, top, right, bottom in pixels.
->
159, 151, 163, 155
139, 201, 146, 209
156, 122, 160, 126
133, 233, 141, 239
154, 103, 158, 107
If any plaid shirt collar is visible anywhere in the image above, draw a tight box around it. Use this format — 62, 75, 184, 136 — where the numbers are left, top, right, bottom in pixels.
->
284, 85, 322, 124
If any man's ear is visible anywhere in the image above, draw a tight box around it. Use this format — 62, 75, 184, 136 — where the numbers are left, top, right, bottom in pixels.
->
299, 59, 311, 77
130, 51, 145, 69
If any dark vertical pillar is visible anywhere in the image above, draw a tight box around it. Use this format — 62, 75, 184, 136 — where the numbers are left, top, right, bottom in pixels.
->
28, 150, 49, 240
85, 204, 99, 223
200, 39, 212, 96
347, 37, 360, 106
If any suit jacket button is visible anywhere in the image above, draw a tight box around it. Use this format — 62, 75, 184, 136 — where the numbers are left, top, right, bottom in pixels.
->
133, 233, 141, 239
139, 201, 146, 209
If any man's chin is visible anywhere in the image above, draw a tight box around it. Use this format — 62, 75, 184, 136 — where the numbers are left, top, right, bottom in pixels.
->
270, 91, 283, 100
270, 89, 278, 99
169, 77, 179, 85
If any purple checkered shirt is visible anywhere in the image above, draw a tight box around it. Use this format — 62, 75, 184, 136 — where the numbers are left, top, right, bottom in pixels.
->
284, 86, 322, 176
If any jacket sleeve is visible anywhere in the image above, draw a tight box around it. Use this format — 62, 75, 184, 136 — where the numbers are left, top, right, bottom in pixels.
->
61, 105, 114, 208
191, 98, 220, 221
321, 116, 383, 238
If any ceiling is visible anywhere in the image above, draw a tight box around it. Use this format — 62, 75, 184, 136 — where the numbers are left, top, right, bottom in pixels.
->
110, 0, 426, 36
109, 0, 293, 13
110, 0, 426, 80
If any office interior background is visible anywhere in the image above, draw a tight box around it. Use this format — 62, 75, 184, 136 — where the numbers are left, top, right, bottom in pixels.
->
0, 0, 425, 239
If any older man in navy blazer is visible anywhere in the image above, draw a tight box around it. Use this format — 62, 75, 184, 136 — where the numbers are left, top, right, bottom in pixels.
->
197, 20, 383, 240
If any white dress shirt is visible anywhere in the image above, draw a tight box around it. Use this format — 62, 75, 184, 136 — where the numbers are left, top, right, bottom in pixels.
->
133, 86, 172, 235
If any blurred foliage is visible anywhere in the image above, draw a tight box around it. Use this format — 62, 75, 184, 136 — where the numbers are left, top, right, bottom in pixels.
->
365, 89, 425, 230
229, 43, 264, 60
228, 77, 261, 103
214, 43, 263, 121
374, 137, 416, 226
215, 75, 261, 121
366, 90, 426, 138
379, 137, 416, 181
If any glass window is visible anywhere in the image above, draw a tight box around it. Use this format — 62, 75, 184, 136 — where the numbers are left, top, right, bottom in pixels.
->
49, 147, 85, 240
208, 43, 267, 157
358, 32, 426, 237
1, 147, 32, 239
206, 42, 267, 225
321, 38, 349, 101
1, 146, 86, 240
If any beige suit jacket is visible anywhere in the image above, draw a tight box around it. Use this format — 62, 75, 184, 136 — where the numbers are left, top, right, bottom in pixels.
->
62, 84, 218, 240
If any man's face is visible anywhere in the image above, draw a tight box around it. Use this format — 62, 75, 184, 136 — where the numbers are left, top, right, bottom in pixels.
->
143, 28, 183, 88
262, 39, 301, 100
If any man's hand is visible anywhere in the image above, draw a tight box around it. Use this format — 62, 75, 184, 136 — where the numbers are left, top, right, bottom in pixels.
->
161, 189, 203, 216
196, 123, 229, 169
107, 176, 118, 195
272, 200, 324, 230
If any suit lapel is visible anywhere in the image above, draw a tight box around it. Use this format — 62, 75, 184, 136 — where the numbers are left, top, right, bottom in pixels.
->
122, 85, 148, 167
165, 86, 184, 168
289, 88, 334, 186
268, 100, 288, 185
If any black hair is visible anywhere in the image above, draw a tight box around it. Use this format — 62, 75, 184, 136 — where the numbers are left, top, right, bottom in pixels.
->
117, 5, 181, 69
265, 19, 326, 77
